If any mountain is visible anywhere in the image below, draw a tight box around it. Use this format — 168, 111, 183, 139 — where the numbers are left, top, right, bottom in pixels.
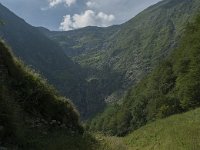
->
0, 3, 107, 119
38, 25, 120, 57
1, 41, 198, 150
0, 40, 85, 148
1, 0, 200, 149
0, 40, 119, 150
88, 14, 200, 136
42, 0, 200, 104
1, 0, 200, 120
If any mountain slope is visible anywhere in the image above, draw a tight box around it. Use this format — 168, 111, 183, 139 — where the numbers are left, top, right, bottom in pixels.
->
44, 0, 200, 104
0, 3, 104, 119
1, 39, 200, 149
1, 0, 200, 120
38, 25, 120, 57
124, 108, 200, 150
88, 14, 200, 136
0, 40, 86, 148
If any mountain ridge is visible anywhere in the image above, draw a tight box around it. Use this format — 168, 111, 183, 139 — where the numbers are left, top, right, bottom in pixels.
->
1, 0, 200, 149
1, 0, 200, 120
0, 3, 103, 119
42, 0, 200, 111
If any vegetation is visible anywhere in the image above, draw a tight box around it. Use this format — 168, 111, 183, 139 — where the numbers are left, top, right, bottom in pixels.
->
42, 0, 200, 119
1, 0, 200, 149
98, 108, 200, 150
1, 0, 200, 120
124, 108, 200, 150
88, 14, 200, 136
0, 3, 90, 119
0, 40, 85, 148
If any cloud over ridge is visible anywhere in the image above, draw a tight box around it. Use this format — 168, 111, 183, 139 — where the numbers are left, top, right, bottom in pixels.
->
59, 10, 115, 31
49, 0, 76, 7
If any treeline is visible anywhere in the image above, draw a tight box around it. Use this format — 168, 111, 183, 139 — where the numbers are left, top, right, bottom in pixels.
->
88, 15, 200, 136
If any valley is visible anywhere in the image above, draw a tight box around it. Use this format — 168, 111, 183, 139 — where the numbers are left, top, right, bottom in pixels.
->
1, 0, 200, 149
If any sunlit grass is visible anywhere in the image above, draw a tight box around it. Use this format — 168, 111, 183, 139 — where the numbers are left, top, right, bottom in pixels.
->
95, 108, 200, 150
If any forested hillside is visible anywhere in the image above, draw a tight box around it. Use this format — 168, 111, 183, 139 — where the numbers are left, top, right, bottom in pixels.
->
88, 14, 200, 136
1, 0, 200, 149
1, 0, 200, 121
43, 0, 200, 108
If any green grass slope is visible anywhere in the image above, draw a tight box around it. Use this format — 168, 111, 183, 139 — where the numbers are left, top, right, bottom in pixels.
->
100, 108, 200, 150
124, 108, 200, 150
88, 14, 200, 136
0, 40, 90, 149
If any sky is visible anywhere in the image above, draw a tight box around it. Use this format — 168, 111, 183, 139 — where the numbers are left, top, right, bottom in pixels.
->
0, 0, 162, 31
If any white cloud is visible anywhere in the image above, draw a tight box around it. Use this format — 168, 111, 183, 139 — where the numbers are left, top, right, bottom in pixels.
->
59, 15, 73, 31
59, 10, 115, 31
86, 1, 96, 8
48, 0, 76, 7
86, 0, 161, 24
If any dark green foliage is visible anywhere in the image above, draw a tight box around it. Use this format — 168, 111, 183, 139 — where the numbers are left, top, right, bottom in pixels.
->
0, 86, 25, 145
21, 130, 99, 150
0, 40, 84, 148
89, 15, 200, 136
